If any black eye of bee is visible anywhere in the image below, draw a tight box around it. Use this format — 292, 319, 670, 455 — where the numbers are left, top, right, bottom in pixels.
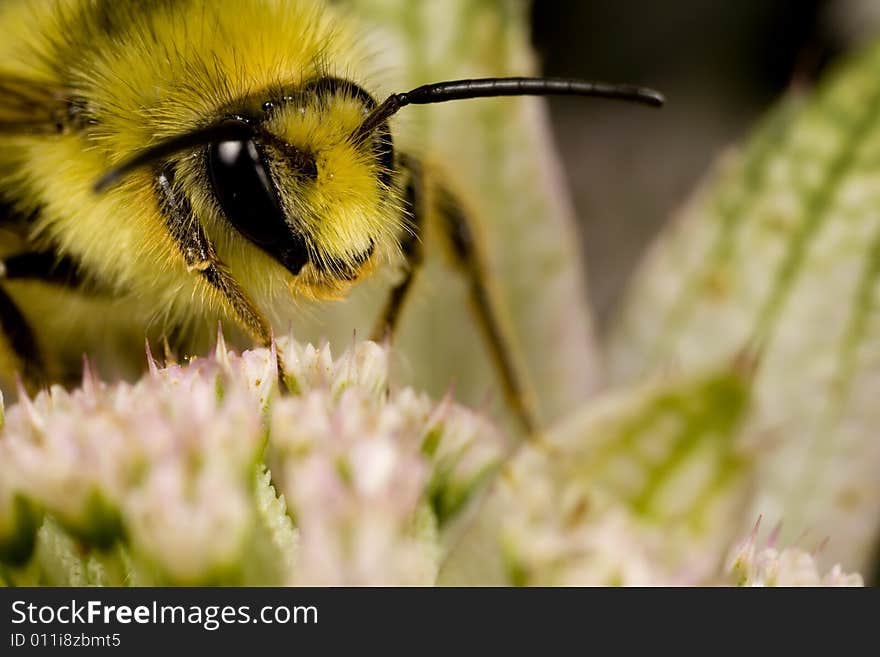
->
207, 138, 310, 275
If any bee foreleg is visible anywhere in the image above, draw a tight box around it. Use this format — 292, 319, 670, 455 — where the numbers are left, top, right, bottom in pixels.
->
157, 167, 269, 343
156, 167, 287, 386
371, 156, 425, 341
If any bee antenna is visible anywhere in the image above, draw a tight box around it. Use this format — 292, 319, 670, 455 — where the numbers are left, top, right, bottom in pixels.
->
355, 76, 664, 142
94, 120, 256, 192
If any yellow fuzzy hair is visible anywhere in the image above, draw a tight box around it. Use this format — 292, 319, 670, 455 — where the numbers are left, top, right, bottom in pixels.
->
0, 0, 406, 383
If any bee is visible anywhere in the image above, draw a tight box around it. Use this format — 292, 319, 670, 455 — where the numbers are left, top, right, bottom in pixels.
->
0, 0, 661, 433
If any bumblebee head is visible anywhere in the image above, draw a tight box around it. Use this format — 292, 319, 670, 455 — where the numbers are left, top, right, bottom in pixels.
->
95, 75, 663, 296
204, 77, 399, 295
94, 76, 401, 297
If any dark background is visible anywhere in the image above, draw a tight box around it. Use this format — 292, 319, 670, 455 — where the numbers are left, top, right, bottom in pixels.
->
530, 0, 863, 328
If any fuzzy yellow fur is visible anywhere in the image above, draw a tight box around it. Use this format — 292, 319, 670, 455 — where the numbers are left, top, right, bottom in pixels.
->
0, 0, 406, 381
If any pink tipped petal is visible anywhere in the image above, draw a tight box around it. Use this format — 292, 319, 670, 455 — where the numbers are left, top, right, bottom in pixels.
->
80, 354, 97, 396
145, 339, 159, 376
13, 375, 45, 433
751, 515, 763, 540
214, 322, 228, 365
430, 390, 456, 425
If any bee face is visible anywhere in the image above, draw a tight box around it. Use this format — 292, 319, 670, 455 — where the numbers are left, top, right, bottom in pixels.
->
205, 77, 399, 295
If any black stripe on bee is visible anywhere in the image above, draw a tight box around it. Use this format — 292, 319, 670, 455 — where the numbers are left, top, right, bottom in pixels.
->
2, 252, 85, 289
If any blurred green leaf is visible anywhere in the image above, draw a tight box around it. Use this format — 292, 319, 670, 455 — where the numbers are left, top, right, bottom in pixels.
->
608, 42, 880, 575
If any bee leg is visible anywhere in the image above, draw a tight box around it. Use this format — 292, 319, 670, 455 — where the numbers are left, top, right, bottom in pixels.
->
0, 284, 45, 386
431, 176, 540, 436
0, 250, 87, 387
371, 157, 424, 341
156, 167, 287, 388
0, 248, 89, 386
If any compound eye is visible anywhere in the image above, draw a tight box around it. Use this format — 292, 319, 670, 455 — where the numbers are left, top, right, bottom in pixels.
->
208, 140, 282, 247
207, 139, 309, 275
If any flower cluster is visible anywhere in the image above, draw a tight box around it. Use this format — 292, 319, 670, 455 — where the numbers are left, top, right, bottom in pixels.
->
0, 334, 505, 585
724, 521, 863, 587
0, 334, 865, 586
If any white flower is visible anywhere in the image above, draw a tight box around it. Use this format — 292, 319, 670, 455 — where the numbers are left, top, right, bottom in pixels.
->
725, 520, 863, 587
0, 334, 506, 586
267, 341, 506, 585
1, 349, 264, 583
